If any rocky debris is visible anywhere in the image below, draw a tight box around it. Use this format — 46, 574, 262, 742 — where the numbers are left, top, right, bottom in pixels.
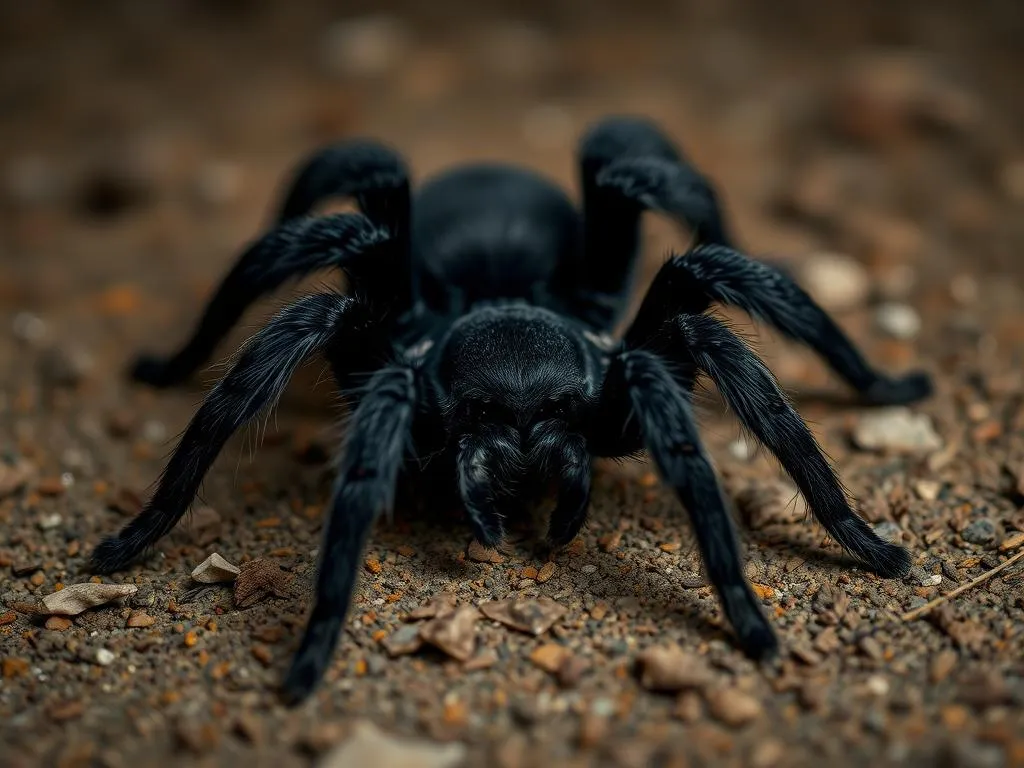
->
480, 597, 567, 636
382, 625, 424, 658
41, 583, 138, 616
418, 606, 479, 661
233, 559, 291, 608
636, 645, 714, 692
961, 519, 998, 546
0, 458, 35, 499
705, 688, 764, 727
852, 408, 943, 453
319, 719, 465, 768
735, 480, 808, 529
191, 553, 241, 583
37, 512, 63, 531
94, 648, 115, 666
406, 593, 458, 621
126, 610, 155, 628
874, 303, 922, 340
796, 253, 870, 312
1000, 531, 1024, 551
528, 643, 570, 674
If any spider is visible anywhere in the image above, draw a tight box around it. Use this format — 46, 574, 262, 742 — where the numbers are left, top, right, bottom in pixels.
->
91, 116, 931, 704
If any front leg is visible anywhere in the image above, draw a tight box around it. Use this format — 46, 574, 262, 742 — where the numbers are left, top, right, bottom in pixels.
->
282, 365, 417, 704
92, 293, 369, 572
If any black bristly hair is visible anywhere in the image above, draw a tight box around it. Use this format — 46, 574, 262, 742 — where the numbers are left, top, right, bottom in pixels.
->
92, 117, 932, 704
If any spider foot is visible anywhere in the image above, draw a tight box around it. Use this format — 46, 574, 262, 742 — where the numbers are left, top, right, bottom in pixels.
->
129, 354, 185, 388
861, 370, 933, 406
90, 535, 142, 574
736, 621, 780, 662
280, 618, 341, 706
860, 538, 913, 580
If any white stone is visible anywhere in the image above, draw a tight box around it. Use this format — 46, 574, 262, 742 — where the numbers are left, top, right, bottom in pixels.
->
875, 302, 922, 340
798, 253, 870, 312
852, 408, 942, 454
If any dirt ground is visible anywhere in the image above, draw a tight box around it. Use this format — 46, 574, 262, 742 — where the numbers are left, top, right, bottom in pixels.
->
2, 1, 1024, 766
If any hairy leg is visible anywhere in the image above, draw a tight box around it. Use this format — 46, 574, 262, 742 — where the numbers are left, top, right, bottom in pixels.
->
570, 116, 730, 328
628, 244, 932, 406
664, 311, 911, 578
131, 213, 393, 388
276, 140, 411, 238
92, 293, 364, 572
282, 365, 416, 704
608, 349, 778, 658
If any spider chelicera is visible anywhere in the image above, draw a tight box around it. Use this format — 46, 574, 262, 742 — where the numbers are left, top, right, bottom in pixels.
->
91, 115, 931, 703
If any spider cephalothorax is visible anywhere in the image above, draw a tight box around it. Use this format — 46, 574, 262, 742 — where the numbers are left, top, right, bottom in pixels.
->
91, 116, 932, 703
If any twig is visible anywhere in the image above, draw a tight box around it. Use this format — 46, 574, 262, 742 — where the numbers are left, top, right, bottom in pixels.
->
900, 547, 1024, 622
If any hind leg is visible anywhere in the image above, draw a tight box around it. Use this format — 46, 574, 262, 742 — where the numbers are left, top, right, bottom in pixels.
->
132, 141, 411, 388
567, 116, 728, 329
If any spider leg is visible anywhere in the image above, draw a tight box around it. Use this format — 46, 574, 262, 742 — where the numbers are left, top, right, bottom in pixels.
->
275, 140, 410, 239
601, 349, 777, 658
633, 245, 931, 405
282, 365, 416, 704
131, 213, 396, 388
91, 293, 365, 572
571, 116, 730, 327
657, 311, 911, 578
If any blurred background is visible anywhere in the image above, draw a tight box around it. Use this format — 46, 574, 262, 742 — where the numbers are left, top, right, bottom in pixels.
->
2, 1, 1024, 766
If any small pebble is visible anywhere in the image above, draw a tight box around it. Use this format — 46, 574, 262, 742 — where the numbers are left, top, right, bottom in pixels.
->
797, 253, 870, 312
852, 407, 943, 453
875, 303, 922, 340
913, 480, 941, 501
191, 552, 241, 584
95, 648, 115, 666
636, 644, 713, 691
961, 519, 998, 546
37, 513, 63, 530
42, 583, 138, 616
705, 687, 764, 727
727, 437, 756, 461
480, 597, 566, 636
11, 312, 47, 345
44, 616, 72, 631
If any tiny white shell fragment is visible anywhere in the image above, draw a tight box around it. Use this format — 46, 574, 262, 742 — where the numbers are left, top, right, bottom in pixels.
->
191, 552, 241, 583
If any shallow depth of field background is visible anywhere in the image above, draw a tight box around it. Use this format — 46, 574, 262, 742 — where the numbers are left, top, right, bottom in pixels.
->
1, 2, 1023, 767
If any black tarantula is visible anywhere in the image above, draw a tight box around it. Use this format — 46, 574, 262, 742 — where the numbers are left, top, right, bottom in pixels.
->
91, 116, 932, 703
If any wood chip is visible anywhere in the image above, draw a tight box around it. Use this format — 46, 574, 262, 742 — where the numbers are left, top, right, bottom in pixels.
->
191, 552, 240, 583
480, 597, 567, 635
41, 582, 137, 616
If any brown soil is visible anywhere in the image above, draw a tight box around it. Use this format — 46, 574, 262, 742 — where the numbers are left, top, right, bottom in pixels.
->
1, 2, 1023, 766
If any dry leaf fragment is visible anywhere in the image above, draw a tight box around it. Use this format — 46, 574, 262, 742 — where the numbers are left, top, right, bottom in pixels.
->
480, 597, 567, 635
418, 606, 479, 661
233, 559, 291, 608
41, 582, 137, 616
